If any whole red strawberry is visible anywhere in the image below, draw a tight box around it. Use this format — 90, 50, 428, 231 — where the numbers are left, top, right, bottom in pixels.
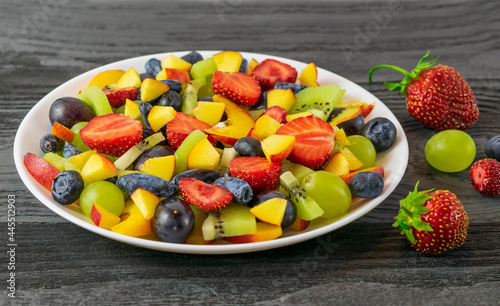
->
369, 52, 479, 130
470, 159, 500, 197
393, 182, 469, 255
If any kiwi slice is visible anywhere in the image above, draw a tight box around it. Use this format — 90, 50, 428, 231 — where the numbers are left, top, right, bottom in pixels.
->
288, 85, 345, 121
77, 86, 113, 116
190, 58, 217, 99
181, 77, 206, 115
279, 171, 324, 221
114, 132, 166, 170
202, 204, 257, 241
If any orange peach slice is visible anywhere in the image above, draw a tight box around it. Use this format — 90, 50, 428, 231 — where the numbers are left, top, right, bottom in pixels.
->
187, 138, 220, 170
90, 203, 121, 229
140, 78, 169, 102
213, 51, 243, 73
298, 62, 319, 87
192, 101, 225, 126
87, 69, 125, 88
81, 153, 117, 181
324, 152, 350, 182
124, 99, 141, 120
247, 58, 259, 75
148, 105, 177, 132
116, 67, 141, 89
161, 54, 192, 72
286, 111, 314, 122
250, 198, 287, 226
332, 127, 351, 148
156, 68, 191, 86
329, 107, 362, 127
68, 150, 97, 170
250, 115, 282, 141
139, 155, 176, 181
340, 147, 364, 172
130, 188, 160, 220
267, 88, 297, 112
51, 122, 75, 143
223, 222, 282, 244
111, 200, 152, 237
261, 134, 295, 163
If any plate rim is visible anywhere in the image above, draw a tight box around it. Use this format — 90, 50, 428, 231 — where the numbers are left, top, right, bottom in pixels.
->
13, 50, 409, 254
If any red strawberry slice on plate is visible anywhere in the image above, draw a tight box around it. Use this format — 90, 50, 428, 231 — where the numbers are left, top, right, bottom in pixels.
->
179, 178, 233, 211
24, 152, 61, 191
102, 87, 138, 108
166, 112, 217, 149
261, 105, 287, 124
80, 113, 143, 157
251, 59, 298, 91
470, 159, 500, 197
276, 116, 335, 170
228, 156, 282, 194
212, 71, 261, 106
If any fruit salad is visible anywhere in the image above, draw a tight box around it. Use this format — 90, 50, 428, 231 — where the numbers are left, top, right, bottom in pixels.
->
23, 50, 399, 245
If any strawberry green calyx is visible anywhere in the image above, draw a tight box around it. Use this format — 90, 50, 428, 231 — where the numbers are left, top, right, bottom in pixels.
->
368, 51, 439, 95
392, 182, 434, 244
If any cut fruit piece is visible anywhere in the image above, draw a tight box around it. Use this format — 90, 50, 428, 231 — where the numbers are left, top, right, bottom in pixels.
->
114, 132, 165, 170
102, 87, 138, 109
266, 88, 297, 112
288, 85, 345, 121
161, 54, 192, 72
139, 155, 176, 181
90, 203, 121, 229
261, 105, 287, 124
77, 86, 113, 116
185, 206, 214, 245
217, 147, 238, 171
250, 114, 282, 141
261, 134, 295, 163
212, 71, 261, 106
116, 67, 141, 89
223, 222, 282, 243
147, 105, 177, 132
192, 101, 225, 126
329, 106, 362, 127
156, 68, 191, 87
166, 111, 214, 150
140, 78, 169, 102
187, 138, 220, 170
181, 77, 206, 115
43, 152, 79, 172
298, 62, 319, 87
286, 163, 315, 183
70, 122, 91, 152
344, 166, 385, 184
251, 59, 298, 91
130, 188, 161, 220
111, 200, 152, 237
173, 129, 208, 175
213, 51, 243, 73
324, 152, 350, 182
24, 152, 61, 191
179, 177, 233, 211
51, 122, 75, 143
250, 198, 287, 226
337, 101, 375, 118
286, 111, 314, 122
279, 171, 323, 221
124, 99, 142, 120
201, 204, 257, 241
340, 147, 364, 171
87, 69, 125, 88
247, 58, 259, 75
290, 215, 311, 231
190, 57, 217, 80
81, 153, 117, 181
334, 128, 350, 148
229, 156, 282, 194
68, 150, 97, 170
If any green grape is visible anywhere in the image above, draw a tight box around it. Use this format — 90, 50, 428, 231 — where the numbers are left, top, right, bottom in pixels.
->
345, 135, 376, 170
79, 181, 125, 218
425, 130, 476, 172
301, 171, 351, 219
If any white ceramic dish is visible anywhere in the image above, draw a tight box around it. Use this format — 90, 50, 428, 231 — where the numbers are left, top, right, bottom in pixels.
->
13, 51, 408, 254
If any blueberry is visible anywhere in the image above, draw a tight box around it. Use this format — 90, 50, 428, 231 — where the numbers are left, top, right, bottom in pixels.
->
116, 173, 178, 198
485, 135, 500, 162
274, 82, 307, 94
248, 190, 296, 229
234, 137, 265, 157
133, 145, 175, 171
239, 58, 248, 73
214, 177, 253, 204
157, 90, 182, 111
348, 172, 384, 198
139, 72, 154, 82
62, 144, 82, 159
181, 51, 203, 65
171, 169, 221, 187
51, 170, 85, 205
337, 114, 365, 136
139, 101, 153, 128
159, 79, 183, 94
361, 117, 397, 152
152, 197, 194, 243
105, 176, 118, 184
145, 58, 162, 77
40, 133, 63, 153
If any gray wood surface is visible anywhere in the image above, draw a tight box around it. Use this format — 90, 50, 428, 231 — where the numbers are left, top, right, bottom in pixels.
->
1, 0, 499, 304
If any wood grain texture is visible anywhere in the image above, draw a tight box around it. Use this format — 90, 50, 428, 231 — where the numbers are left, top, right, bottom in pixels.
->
1, 0, 499, 304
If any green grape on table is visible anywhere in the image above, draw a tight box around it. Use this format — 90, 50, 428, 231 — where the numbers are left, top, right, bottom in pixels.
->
425, 130, 476, 173
345, 135, 376, 170
79, 181, 125, 218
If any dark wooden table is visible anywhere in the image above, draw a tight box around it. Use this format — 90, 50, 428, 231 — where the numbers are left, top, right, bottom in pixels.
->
1, 0, 499, 304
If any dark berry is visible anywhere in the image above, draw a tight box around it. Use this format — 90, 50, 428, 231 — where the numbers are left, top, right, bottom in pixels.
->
116, 173, 178, 198
139, 101, 153, 128
485, 135, 500, 162
49, 97, 95, 128
251, 89, 271, 110
51, 170, 85, 205
140, 72, 154, 82
337, 114, 365, 136
234, 137, 265, 157
105, 176, 118, 184
40, 133, 63, 153
159, 79, 183, 94
171, 169, 221, 187
248, 190, 296, 229
199, 96, 213, 102
239, 58, 248, 73
214, 176, 253, 204
152, 197, 194, 243
157, 90, 182, 111
62, 144, 82, 159
145, 58, 162, 77
348, 172, 384, 198
181, 51, 203, 65
361, 117, 397, 152
274, 82, 307, 94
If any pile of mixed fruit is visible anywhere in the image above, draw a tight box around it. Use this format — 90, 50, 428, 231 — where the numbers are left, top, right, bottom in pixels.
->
24, 50, 399, 245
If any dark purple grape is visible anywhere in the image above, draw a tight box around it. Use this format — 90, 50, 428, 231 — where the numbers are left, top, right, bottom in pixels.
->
152, 198, 195, 243
62, 144, 82, 159
248, 190, 296, 229
133, 145, 175, 171
214, 177, 253, 204
159, 80, 183, 94
239, 58, 248, 73
361, 117, 397, 152
348, 171, 384, 198
40, 133, 63, 153
337, 114, 365, 136
157, 90, 182, 111
234, 137, 265, 157
51, 170, 84, 205
181, 51, 203, 65
49, 97, 95, 128
145, 58, 162, 77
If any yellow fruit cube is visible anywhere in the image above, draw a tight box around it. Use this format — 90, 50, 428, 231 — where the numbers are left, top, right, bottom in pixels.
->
250, 115, 282, 140
250, 198, 287, 226
130, 188, 160, 220
247, 58, 259, 75
68, 150, 97, 170
161, 54, 192, 72
267, 89, 296, 112
90, 203, 121, 229
187, 138, 220, 170
140, 78, 169, 102
116, 67, 141, 89
81, 153, 118, 181
139, 155, 176, 181
261, 134, 295, 163
124, 99, 141, 120
87, 70, 125, 88
286, 111, 314, 122
340, 147, 364, 171
111, 200, 152, 237
148, 106, 177, 132
192, 102, 225, 126
213, 51, 243, 73
298, 62, 319, 87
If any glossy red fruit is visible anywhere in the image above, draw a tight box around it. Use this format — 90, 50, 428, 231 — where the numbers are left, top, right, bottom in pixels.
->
261, 105, 287, 124
276, 116, 335, 170
212, 71, 261, 106
393, 182, 469, 255
23, 152, 61, 191
228, 157, 282, 194
251, 59, 298, 91
80, 113, 142, 157
166, 112, 216, 149
102, 87, 138, 108
369, 52, 479, 130
470, 159, 500, 197
178, 178, 233, 211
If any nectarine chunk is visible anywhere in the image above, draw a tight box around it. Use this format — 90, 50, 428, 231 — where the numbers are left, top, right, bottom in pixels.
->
140, 78, 169, 102
87, 69, 125, 88
261, 134, 295, 163
192, 101, 225, 126
130, 188, 160, 220
250, 115, 282, 141
81, 153, 117, 181
187, 138, 220, 170
90, 203, 121, 229
267, 88, 297, 112
324, 152, 350, 182
298, 62, 319, 87
161, 54, 192, 72
250, 198, 287, 226
24, 152, 60, 191
139, 155, 176, 181
148, 105, 177, 132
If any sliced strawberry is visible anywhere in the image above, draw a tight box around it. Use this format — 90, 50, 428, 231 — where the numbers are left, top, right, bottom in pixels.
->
166, 112, 216, 149
251, 59, 298, 91
102, 87, 138, 108
261, 105, 287, 124
179, 178, 233, 211
228, 157, 282, 194
24, 152, 60, 191
470, 159, 500, 197
276, 116, 335, 170
212, 71, 261, 106
80, 113, 142, 157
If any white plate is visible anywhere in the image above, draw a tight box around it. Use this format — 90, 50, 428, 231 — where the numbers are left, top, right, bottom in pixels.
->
13, 51, 408, 254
